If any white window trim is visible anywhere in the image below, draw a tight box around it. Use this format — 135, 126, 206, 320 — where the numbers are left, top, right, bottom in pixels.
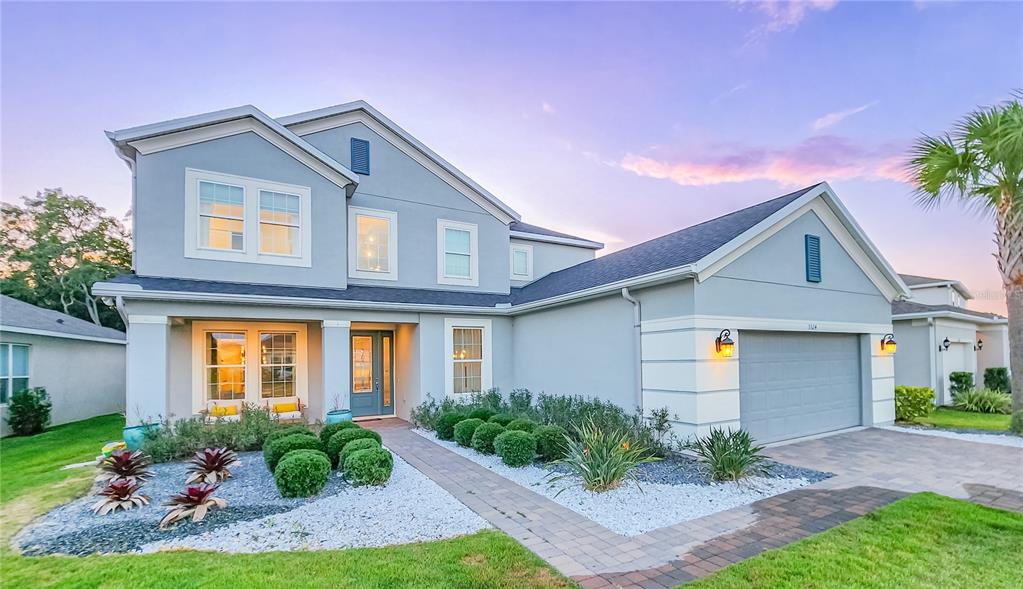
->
437, 219, 479, 287
348, 206, 398, 281
190, 321, 308, 415
184, 168, 312, 267
443, 318, 492, 397
0, 343, 31, 405
509, 243, 534, 281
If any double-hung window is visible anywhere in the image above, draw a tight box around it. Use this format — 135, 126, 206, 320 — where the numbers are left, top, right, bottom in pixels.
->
348, 207, 398, 280
510, 244, 533, 281
259, 332, 297, 399
205, 332, 246, 401
0, 344, 30, 403
444, 318, 492, 396
185, 169, 311, 267
437, 219, 479, 286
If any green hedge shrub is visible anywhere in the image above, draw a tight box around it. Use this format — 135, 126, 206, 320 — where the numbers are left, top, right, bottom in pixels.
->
895, 386, 934, 421
339, 438, 381, 469
327, 428, 382, 467
949, 372, 975, 400
506, 418, 537, 433
493, 430, 537, 467
141, 405, 281, 463
264, 433, 323, 471
953, 388, 1011, 414
534, 424, 569, 461
1011, 410, 1023, 434
435, 412, 466, 441
344, 447, 394, 486
470, 422, 505, 454
488, 413, 515, 427
318, 421, 361, 446
5, 387, 51, 436
266, 425, 314, 444
984, 367, 1011, 394
467, 408, 496, 422
274, 449, 331, 497
453, 418, 485, 447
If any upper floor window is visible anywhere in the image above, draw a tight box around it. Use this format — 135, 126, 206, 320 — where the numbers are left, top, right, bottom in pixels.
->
348, 207, 398, 281
510, 244, 533, 281
185, 169, 312, 267
437, 219, 479, 286
0, 343, 30, 404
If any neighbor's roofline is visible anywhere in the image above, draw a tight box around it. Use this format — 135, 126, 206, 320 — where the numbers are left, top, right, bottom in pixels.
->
278, 100, 521, 223
509, 230, 604, 249
905, 279, 974, 300
892, 309, 1006, 324
0, 325, 126, 345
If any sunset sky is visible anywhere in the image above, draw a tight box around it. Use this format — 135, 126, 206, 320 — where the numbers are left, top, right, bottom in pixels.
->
2, 1, 1021, 313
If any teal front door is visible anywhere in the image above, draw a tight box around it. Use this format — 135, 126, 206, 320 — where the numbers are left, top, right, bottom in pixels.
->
350, 331, 394, 418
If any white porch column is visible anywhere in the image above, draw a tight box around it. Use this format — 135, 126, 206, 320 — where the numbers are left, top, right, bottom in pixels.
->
125, 315, 169, 426
321, 320, 352, 420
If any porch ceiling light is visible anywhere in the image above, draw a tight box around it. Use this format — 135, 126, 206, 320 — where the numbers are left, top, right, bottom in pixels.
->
715, 329, 735, 357
940, 337, 951, 352
881, 333, 896, 353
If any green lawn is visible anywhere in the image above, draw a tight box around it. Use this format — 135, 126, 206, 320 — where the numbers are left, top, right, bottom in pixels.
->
912, 407, 1012, 432
0, 415, 570, 589
688, 492, 1023, 589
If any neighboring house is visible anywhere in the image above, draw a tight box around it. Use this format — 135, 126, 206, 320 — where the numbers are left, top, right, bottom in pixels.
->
0, 295, 126, 436
892, 274, 1010, 405
94, 101, 911, 445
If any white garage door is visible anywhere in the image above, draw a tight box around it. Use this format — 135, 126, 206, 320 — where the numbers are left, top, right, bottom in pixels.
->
739, 331, 862, 444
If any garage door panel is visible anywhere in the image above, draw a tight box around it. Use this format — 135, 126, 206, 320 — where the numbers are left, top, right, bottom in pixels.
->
739, 332, 861, 443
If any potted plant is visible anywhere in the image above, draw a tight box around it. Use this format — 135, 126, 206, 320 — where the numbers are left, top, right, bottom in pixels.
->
325, 393, 352, 425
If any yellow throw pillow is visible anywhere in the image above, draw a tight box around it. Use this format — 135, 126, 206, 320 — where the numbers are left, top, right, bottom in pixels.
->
273, 402, 299, 414
211, 405, 238, 417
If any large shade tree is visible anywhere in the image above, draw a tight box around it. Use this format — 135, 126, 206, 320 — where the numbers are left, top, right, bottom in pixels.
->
1, 189, 131, 329
907, 96, 1023, 431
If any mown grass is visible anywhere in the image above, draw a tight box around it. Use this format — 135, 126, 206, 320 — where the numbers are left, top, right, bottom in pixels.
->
0, 414, 570, 589
688, 492, 1023, 589
913, 407, 1012, 432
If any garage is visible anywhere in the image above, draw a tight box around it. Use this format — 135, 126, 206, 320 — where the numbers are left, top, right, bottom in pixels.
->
739, 331, 863, 444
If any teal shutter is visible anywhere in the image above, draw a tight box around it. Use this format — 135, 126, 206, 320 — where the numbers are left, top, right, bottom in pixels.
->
805, 234, 821, 283
351, 138, 370, 174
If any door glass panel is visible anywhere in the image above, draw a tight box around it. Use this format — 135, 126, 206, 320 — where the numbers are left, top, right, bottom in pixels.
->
382, 336, 392, 407
352, 336, 373, 393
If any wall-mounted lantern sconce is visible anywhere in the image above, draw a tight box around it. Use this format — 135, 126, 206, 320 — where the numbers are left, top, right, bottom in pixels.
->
974, 339, 983, 351
715, 329, 735, 357
880, 333, 896, 353
939, 337, 951, 352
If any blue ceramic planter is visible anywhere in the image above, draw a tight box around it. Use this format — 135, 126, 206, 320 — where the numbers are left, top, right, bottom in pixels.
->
325, 409, 353, 425
122, 423, 158, 451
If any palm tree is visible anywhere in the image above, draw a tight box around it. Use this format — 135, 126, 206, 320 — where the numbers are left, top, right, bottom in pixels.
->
907, 96, 1023, 432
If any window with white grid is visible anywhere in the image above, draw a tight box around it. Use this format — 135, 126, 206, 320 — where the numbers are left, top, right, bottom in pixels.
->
452, 327, 483, 394
205, 332, 246, 401
259, 190, 301, 256
0, 344, 30, 404
259, 332, 296, 399
199, 180, 245, 251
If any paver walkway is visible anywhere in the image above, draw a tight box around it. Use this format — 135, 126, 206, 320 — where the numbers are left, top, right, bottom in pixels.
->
364, 420, 1023, 588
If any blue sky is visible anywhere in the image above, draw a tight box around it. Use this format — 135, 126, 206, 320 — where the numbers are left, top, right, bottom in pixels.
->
2, 1, 1020, 313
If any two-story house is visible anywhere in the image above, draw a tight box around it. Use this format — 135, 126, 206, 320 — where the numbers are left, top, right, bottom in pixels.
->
893, 274, 1010, 404
95, 101, 912, 444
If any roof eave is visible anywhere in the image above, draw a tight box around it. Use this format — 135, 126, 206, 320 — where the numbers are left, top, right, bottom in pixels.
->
509, 230, 604, 250
893, 310, 1006, 324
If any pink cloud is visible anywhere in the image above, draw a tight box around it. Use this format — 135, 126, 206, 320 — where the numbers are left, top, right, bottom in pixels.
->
620, 135, 908, 187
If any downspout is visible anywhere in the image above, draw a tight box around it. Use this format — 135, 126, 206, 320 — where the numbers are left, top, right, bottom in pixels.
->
928, 317, 939, 402
114, 295, 129, 327
621, 288, 643, 413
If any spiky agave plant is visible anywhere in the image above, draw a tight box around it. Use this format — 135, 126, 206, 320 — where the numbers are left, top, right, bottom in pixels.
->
186, 448, 240, 484
96, 449, 153, 485
92, 479, 150, 515
159, 484, 227, 528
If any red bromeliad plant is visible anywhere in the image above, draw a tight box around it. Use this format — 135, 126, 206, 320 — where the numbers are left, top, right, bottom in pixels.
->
92, 479, 150, 515
96, 449, 153, 485
186, 448, 240, 484
160, 483, 227, 528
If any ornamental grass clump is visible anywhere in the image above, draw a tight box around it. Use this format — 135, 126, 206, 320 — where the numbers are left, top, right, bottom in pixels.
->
953, 388, 1012, 414
92, 480, 150, 515
470, 422, 505, 454
493, 430, 537, 467
548, 419, 659, 493
687, 427, 767, 482
160, 483, 227, 528
96, 449, 153, 485
186, 447, 240, 484
454, 418, 485, 447
327, 428, 382, 467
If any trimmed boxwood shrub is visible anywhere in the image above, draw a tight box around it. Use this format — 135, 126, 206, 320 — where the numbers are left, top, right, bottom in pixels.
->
339, 438, 381, 469
344, 447, 394, 486
274, 449, 331, 497
266, 425, 314, 444
467, 408, 496, 422
470, 422, 505, 454
318, 421, 361, 446
494, 430, 537, 467
949, 371, 975, 400
327, 428, 382, 467
506, 418, 537, 433
895, 386, 934, 422
454, 418, 485, 447
984, 367, 1011, 394
264, 433, 323, 471
488, 413, 515, 427
534, 424, 569, 461
436, 411, 466, 441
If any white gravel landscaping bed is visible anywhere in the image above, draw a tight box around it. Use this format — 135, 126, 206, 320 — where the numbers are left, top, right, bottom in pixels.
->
886, 425, 1023, 448
141, 454, 489, 553
413, 429, 810, 536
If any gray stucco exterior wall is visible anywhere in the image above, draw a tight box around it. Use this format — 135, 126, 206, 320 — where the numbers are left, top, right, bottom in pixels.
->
510, 238, 595, 285
892, 320, 933, 389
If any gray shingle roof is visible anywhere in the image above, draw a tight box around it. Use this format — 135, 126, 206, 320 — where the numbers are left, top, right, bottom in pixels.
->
509, 221, 601, 245
891, 300, 1005, 321
1, 295, 126, 340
